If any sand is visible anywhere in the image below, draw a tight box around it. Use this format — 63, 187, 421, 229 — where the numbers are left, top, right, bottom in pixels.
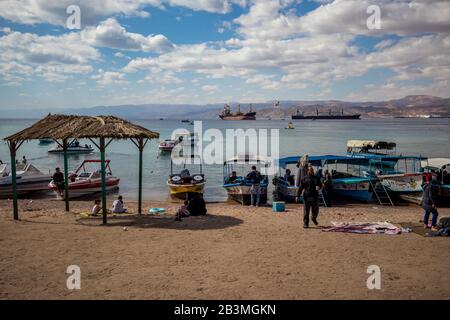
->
0, 198, 449, 300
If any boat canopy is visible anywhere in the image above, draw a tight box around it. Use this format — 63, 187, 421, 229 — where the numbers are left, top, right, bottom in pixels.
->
421, 158, 450, 170
75, 160, 111, 174
224, 154, 269, 165
347, 140, 396, 150
277, 155, 366, 169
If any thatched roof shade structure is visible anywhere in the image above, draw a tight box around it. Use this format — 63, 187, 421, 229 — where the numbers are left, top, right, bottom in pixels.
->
4, 114, 160, 224
5, 114, 159, 142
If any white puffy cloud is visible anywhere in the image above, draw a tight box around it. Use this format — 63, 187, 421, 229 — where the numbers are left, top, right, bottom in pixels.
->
0, 30, 100, 83
298, 0, 450, 36
0, 0, 247, 26
92, 71, 128, 85
81, 18, 173, 52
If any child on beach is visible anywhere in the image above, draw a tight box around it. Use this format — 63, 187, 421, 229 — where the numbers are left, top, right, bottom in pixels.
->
175, 200, 190, 221
112, 195, 127, 213
92, 199, 101, 216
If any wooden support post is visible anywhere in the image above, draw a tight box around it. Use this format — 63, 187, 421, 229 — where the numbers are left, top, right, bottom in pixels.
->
138, 137, 144, 214
63, 139, 70, 212
9, 141, 18, 220
100, 137, 107, 224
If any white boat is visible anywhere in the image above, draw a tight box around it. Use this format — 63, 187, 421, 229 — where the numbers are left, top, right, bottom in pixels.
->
48, 140, 94, 154
0, 163, 51, 198
158, 139, 179, 152
364, 156, 425, 201
223, 154, 269, 205
49, 160, 120, 199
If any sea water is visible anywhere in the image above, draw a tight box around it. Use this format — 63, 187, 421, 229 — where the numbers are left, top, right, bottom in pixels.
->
0, 118, 449, 202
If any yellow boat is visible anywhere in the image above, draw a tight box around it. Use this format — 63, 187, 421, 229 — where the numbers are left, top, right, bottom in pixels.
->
167, 157, 205, 200
285, 121, 294, 129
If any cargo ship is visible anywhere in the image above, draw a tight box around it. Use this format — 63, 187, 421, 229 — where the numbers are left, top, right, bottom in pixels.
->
292, 108, 360, 120
219, 104, 256, 120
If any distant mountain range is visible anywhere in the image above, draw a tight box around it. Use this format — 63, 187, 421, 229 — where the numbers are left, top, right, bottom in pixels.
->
2, 95, 450, 119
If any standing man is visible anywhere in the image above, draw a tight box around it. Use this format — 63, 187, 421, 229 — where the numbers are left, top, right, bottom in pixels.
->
296, 155, 309, 203
422, 174, 439, 231
301, 167, 322, 228
247, 165, 262, 206
322, 169, 333, 207
52, 167, 65, 197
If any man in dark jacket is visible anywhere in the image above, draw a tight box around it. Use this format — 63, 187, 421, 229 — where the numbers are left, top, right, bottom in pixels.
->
422, 175, 439, 230
301, 167, 322, 228
246, 166, 262, 206
52, 167, 65, 197
187, 193, 207, 216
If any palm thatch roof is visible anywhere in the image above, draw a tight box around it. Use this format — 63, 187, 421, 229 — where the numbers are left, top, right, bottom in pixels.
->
4, 114, 160, 142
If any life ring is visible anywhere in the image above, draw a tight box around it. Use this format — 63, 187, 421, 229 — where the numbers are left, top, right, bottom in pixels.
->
149, 208, 165, 214
193, 175, 203, 182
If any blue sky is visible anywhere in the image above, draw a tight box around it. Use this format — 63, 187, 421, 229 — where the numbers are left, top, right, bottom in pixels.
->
0, 0, 449, 109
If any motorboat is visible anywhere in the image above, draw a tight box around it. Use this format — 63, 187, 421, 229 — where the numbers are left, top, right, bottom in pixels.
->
285, 121, 295, 129
275, 155, 376, 203
363, 156, 426, 198
167, 156, 205, 200
48, 139, 94, 154
49, 160, 120, 199
0, 163, 51, 198
158, 139, 179, 153
223, 154, 269, 205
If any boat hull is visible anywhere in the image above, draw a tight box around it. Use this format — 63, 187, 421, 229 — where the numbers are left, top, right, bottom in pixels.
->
378, 173, 423, 194
224, 184, 268, 205
167, 182, 205, 200
219, 112, 256, 120
0, 179, 50, 198
275, 180, 298, 203
332, 178, 374, 202
49, 177, 120, 199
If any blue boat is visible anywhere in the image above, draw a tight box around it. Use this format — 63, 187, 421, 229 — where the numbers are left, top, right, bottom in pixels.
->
420, 158, 450, 204
275, 155, 376, 203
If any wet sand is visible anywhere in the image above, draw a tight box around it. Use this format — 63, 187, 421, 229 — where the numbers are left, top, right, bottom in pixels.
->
0, 199, 449, 300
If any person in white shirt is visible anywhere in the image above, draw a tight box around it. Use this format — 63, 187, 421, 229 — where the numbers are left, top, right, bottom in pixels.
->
112, 195, 127, 213
92, 199, 101, 216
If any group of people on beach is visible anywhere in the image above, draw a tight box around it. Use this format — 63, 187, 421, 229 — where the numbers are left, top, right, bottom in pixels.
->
91, 195, 128, 216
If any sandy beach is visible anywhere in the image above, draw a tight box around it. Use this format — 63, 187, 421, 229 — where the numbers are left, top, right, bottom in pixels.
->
0, 199, 449, 300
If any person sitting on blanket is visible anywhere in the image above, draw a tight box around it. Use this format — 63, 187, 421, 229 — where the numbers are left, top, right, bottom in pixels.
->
112, 195, 127, 213
92, 199, 101, 216
175, 200, 190, 221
